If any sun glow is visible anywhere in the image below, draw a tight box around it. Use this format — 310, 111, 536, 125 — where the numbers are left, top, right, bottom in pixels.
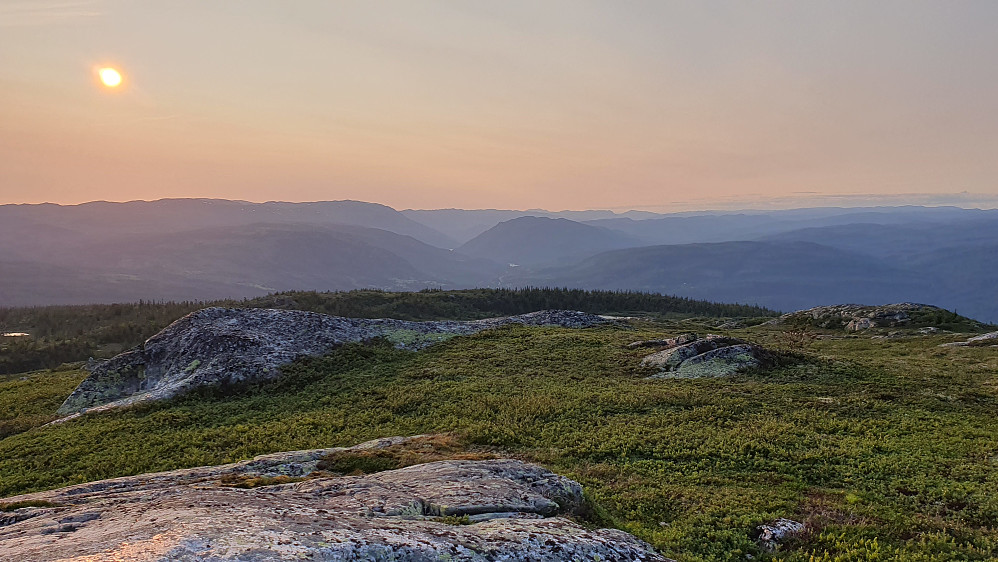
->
98, 67, 122, 87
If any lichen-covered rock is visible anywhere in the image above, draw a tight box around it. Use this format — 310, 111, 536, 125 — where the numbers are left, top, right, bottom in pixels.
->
59, 308, 610, 416
673, 344, 763, 378
765, 303, 978, 331
845, 317, 874, 331
756, 518, 806, 551
0, 437, 669, 562
642, 334, 769, 379
939, 330, 998, 348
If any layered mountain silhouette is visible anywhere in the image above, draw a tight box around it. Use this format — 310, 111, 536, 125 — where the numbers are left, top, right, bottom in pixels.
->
456, 216, 642, 266
402, 208, 659, 243
2, 199, 997, 322
0, 201, 496, 306
503, 241, 929, 313
0, 199, 457, 251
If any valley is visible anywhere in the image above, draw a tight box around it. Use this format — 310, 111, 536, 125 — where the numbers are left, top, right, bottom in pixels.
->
3, 200, 997, 323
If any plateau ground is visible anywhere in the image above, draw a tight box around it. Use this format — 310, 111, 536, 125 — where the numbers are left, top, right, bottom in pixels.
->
1, 290, 996, 560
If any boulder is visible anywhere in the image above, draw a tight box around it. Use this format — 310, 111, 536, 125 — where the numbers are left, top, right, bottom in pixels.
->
756, 518, 806, 551
641, 334, 770, 379
0, 437, 669, 562
765, 303, 977, 331
845, 318, 874, 332
58, 308, 610, 416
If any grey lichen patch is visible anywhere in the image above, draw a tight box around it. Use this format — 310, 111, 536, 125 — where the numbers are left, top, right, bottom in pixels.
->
57, 357, 148, 415
393, 500, 428, 518
0, 437, 671, 561
642, 335, 770, 379
674, 353, 759, 378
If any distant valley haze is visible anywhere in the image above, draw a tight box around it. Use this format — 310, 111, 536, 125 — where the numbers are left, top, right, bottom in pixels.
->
2, 198, 998, 324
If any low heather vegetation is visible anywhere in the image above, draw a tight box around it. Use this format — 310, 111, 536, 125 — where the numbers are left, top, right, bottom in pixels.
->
1, 301, 996, 560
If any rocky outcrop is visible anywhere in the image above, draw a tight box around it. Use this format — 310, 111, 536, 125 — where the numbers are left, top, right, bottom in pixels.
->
0, 437, 669, 561
59, 308, 610, 416
639, 334, 770, 378
939, 330, 998, 348
765, 303, 966, 331
626, 333, 698, 349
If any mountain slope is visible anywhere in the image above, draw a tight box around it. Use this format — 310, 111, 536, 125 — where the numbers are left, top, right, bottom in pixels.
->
757, 220, 998, 321
506, 241, 932, 312
0, 260, 253, 307
456, 216, 641, 266
0, 223, 502, 306
900, 243, 998, 322
402, 208, 663, 243
587, 206, 998, 246
761, 218, 998, 259
0, 199, 458, 249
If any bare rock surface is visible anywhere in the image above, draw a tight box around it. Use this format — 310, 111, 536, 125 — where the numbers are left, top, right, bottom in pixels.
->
59, 308, 610, 415
641, 334, 770, 378
626, 333, 698, 349
765, 303, 958, 331
756, 518, 806, 551
0, 437, 668, 562
939, 330, 998, 348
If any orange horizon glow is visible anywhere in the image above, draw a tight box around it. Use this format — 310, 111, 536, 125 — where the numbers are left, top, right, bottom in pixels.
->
2, 2, 997, 210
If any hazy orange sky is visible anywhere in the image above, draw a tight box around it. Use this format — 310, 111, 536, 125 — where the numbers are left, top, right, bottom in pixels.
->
2, 1, 997, 211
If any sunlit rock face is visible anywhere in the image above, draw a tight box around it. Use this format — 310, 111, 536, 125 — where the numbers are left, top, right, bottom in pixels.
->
58, 307, 611, 416
0, 437, 670, 562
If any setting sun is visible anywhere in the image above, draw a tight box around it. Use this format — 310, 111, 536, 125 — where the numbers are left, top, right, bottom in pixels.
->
98, 67, 122, 87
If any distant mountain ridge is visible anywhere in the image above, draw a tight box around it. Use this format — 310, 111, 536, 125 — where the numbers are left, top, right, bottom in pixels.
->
456, 216, 642, 266
2, 198, 997, 322
0, 199, 458, 249
0, 218, 501, 307
404, 204, 996, 245
503, 241, 930, 313
402, 208, 660, 243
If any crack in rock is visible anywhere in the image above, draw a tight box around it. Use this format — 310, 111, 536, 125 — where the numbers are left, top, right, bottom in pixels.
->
0, 437, 671, 561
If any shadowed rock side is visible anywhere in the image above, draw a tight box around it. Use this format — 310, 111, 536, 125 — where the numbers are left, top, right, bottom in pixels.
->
640, 334, 770, 378
59, 308, 610, 415
0, 437, 669, 561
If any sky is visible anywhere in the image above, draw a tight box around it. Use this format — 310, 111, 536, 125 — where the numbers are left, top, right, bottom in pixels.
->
2, 0, 997, 211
